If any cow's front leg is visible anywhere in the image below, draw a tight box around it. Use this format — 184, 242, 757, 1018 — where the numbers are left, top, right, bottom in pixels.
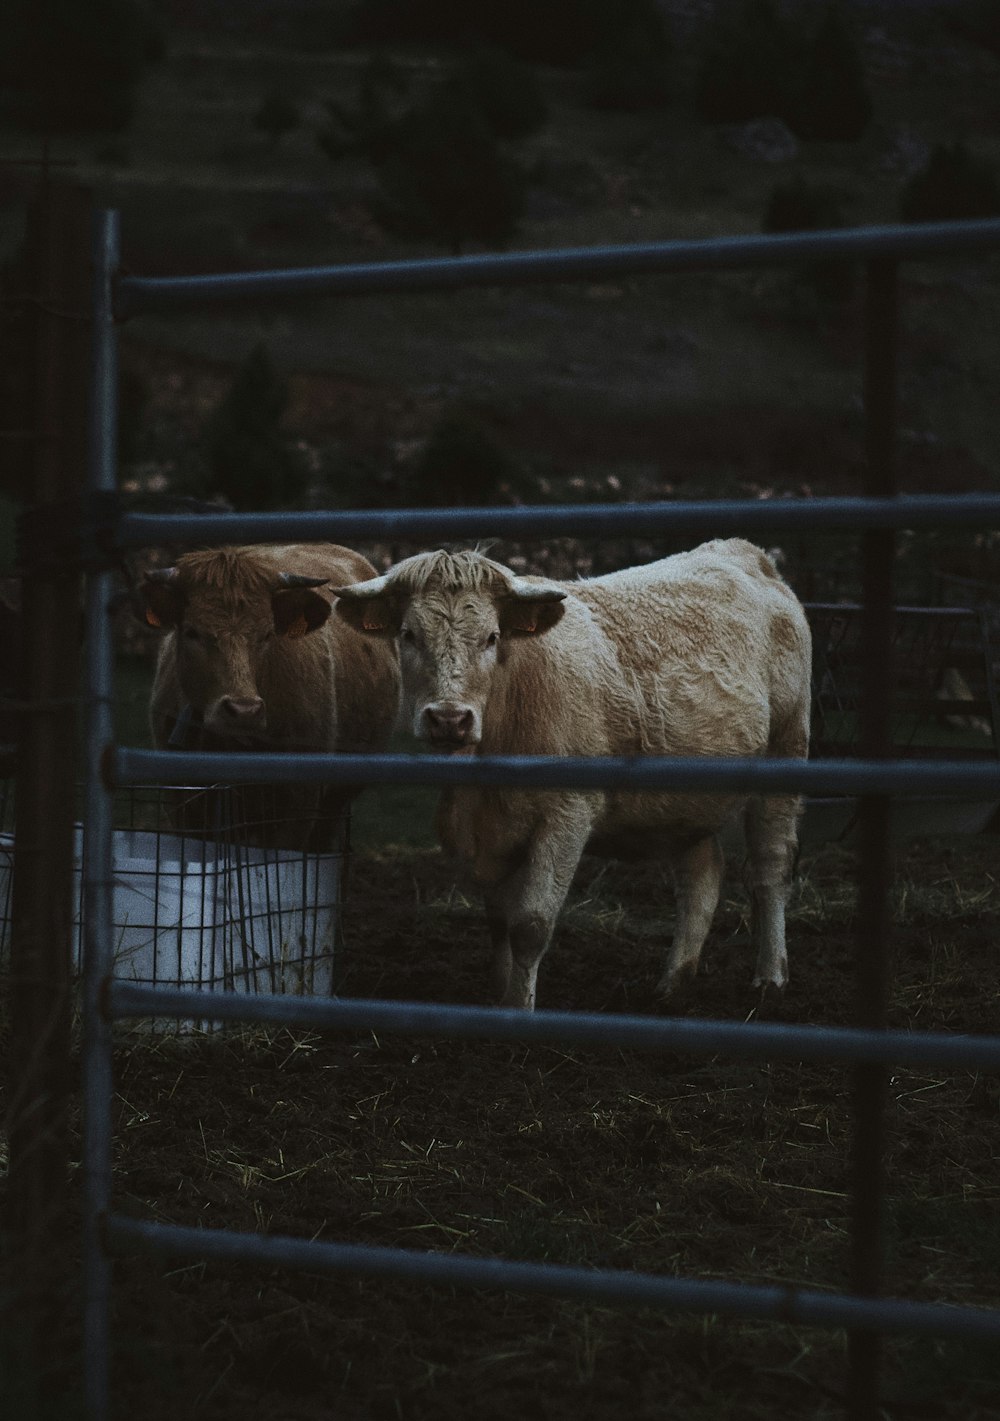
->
656, 833, 724, 999
487, 807, 592, 1010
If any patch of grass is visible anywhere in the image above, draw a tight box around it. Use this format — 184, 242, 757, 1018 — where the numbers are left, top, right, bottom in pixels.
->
888, 1194, 1000, 1273
349, 780, 437, 852
115, 654, 155, 747
887, 1335, 1000, 1414
491, 1209, 596, 1268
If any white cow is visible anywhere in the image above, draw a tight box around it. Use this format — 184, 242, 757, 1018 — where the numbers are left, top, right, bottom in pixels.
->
335, 540, 812, 1010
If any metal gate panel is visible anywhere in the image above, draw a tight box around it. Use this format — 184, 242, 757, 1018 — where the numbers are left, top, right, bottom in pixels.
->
80, 210, 1000, 1421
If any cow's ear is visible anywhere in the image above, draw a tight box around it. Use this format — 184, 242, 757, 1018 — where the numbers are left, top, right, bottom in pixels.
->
498, 586, 566, 638
141, 569, 183, 630
272, 588, 331, 639
333, 578, 403, 637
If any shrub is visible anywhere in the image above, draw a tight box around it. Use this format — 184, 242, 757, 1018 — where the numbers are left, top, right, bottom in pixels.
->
317, 52, 410, 164
202, 346, 308, 510
762, 175, 856, 305
404, 406, 524, 507
946, 0, 1000, 59
458, 48, 548, 140
253, 91, 300, 142
789, 3, 871, 142
375, 81, 525, 252
899, 142, 1000, 223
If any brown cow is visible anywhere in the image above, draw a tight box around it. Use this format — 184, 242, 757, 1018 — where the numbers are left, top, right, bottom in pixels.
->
334, 541, 812, 1009
141, 544, 400, 850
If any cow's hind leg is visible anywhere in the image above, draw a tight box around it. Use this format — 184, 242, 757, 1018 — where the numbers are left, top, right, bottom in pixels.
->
656, 833, 724, 999
745, 792, 801, 990
484, 905, 513, 1003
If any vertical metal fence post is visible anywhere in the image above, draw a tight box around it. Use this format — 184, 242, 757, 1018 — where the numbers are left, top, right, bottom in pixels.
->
81, 208, 120, 1421
7, 179, 91, 1419
849, 257, 898, 1420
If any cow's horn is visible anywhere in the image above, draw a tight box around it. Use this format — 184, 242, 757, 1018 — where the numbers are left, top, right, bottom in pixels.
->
145, 566, 179, 583
332, 574, 391, 600
507, 578, 566, 603
277, 573, 331, 589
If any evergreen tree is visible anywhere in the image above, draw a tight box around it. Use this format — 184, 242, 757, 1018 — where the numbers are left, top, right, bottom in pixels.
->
585, 0, 672, 112
376, 81, 525, 252
9, 0, 163, 131
695, 0, 798, 125
790, 3, 872, 142
203, 346, 308, 510
900, 142, 1000, 223
343, 0, 615, 65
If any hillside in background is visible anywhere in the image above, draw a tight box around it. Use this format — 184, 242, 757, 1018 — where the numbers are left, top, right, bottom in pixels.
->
1, 0, 999, 600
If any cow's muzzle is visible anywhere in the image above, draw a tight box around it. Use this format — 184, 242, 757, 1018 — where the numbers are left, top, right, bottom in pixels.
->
421, 702, 477, 747
207, 696, 267, 736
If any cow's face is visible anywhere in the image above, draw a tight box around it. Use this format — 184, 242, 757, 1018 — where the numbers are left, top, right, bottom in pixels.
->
335, 554, 565, 749
142, 566, 332, 740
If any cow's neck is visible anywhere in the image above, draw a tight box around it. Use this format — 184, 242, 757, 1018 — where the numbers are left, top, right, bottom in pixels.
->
479, 638, 574, 756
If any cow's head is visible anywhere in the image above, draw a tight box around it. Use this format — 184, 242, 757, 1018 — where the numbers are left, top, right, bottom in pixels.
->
334, 550, 565, 748
141, 550, 332, 740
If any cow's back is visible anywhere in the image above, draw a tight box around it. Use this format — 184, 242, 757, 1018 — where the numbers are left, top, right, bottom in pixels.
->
568, 539, 809, 759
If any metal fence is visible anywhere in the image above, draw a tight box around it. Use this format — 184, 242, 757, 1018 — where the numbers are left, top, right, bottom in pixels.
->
82, 212, 1000, 1421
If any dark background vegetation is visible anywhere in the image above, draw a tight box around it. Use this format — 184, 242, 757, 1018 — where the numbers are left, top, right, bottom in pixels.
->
2, 3, 1000, 1419
2, 0, 1000, 602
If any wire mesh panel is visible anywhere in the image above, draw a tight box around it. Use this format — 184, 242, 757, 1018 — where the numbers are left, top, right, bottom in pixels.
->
802, 603, 1000, 844
808, 603, 998, 759
0, 782, 343, 1027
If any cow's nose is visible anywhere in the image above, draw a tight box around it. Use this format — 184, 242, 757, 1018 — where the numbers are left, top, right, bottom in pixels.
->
220, 696, 265, 724
423, 704, 474, 741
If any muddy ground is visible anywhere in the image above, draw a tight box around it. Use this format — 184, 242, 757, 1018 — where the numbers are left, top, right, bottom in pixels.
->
35, 829, 993, 1420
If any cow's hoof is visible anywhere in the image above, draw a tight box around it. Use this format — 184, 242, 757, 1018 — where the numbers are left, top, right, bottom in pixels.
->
654, 964, 698, 1004
750, 979, 786, 1019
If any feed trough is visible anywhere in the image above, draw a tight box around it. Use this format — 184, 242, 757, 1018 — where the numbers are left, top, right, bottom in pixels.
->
0, 784, 342, 1028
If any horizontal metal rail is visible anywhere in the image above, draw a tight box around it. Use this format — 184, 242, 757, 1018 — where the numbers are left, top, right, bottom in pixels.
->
109, 983, 1000, 1074
804, 601, 987, 618
114, 748, 1000, 797
115, 217, 1000, 317
118, 492, 1000, 548
105, 1215, 1000, 1344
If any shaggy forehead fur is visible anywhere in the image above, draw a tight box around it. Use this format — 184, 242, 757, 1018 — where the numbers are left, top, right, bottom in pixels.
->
175, 547, 280, 613
384, 550, 513, 597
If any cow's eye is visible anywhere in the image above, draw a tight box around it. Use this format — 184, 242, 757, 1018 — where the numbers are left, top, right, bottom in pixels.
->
401, 627, 416, 645
485, 630, 499, 649
182, 626, 201, 643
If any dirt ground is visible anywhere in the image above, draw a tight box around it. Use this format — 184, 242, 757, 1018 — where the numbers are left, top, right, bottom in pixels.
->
18, 829, 987, 1420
